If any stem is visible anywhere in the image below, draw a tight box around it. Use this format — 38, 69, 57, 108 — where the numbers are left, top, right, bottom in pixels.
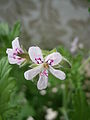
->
61, 107, 69, 120
61, 83, 69, 120
63, 109, 69, 120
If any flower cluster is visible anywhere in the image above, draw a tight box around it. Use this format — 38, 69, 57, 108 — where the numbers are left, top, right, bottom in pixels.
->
6, 37, 69, 90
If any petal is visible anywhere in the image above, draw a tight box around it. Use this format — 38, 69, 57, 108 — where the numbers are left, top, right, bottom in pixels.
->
29, 46, 44, 64
49, 66, 66, 80
6, 48, 14, 56
24, 65, 42, 80
6, 48, 24, 65
8, 57, 18, 64
6, 49, 17, 64
8, 55, 24, 65
16, 59, 25, 65
45, 52, 62, 66
37, 70, 48, 90
12, 37, 20, 50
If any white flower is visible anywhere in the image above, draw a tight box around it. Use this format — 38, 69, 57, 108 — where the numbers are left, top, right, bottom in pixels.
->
27, 116, 34, 120
52, 87, 58, 93
70, 37, 84, 53
6, 37, 25, 65
45, 108, 58, 120
40, 90, 46, 95
24, 46, 66, 90
70, 37, 79, 53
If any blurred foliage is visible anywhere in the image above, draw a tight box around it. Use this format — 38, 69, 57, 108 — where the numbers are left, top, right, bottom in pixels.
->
0, 21, 20, 57
0, 22, 90, 120
88, 0, 90, 13
0, 57, 20, 120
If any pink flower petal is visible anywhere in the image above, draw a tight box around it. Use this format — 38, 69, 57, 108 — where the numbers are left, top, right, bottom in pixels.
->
45, 52, 62, 66
24, 65, 42, 80
12, 37, 20, 50
37, 70, 48, 90
6, 48, 24, 65
49, 66, 66, 80
6, 48, 14, 56
29, 46, 44, 64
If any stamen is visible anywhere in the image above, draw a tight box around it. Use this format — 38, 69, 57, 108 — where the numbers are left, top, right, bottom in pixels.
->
17, 57, 22, 60
13, 53, 17, 56
15, 48, 23, 54
43, 63, 49, 69
12, 48, 23, 61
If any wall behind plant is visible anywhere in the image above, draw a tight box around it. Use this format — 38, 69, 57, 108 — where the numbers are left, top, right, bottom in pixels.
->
0, 0, 90, 50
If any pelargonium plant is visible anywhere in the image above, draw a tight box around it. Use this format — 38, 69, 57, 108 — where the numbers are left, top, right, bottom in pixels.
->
6, 37, 71, 90
6, 37, 26, 65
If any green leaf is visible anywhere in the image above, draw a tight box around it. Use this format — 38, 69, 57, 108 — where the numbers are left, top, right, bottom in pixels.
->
60, 57, 71, 69
10, 21, 21, 40
57, 46, 72, 62
0, 22, 21, 58
50, 48, 57, 53
69, 90, 90, 120
0, 115, 2, 120
0, 57, 17, 117
42, 48, 57, 57
88, 8, 90, 13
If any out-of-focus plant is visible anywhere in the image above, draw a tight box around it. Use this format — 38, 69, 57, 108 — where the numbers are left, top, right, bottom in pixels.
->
0, 57, 20, 120
0, 22, 90, 120
0, 21, 20, 57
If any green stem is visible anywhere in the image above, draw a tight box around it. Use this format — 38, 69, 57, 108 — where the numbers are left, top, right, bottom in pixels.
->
62, 83, 69, 120
61, 107, 69, 120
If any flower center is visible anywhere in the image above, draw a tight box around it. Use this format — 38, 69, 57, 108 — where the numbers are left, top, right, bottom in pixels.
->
13, 48, 24, 60
43, 63, 49, 69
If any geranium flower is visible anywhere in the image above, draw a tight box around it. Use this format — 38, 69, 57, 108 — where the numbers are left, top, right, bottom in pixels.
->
6, 37, 25, 65
24, 46, 66, 90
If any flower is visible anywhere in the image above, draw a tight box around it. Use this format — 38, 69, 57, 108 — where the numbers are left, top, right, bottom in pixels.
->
70, 37, 79, 53
70, 37, 84, 54
27, 116, 34, 120
24, 46, 66, 90
6, 37, 25, 65
45, 108, 58, 120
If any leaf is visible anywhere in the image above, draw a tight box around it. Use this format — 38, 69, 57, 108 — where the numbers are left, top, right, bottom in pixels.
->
0, 22, 21, 58
69, 90, 90, 120
10, 21, 21, 41
0, 23, 9, 35
0, 115, 2, 120
0, 57, 17, 116
42, 48, 57, 57
50, 48, 57, 53
60, 57, 71, 69
57, 46, 72, 62
88, 8, 90, 12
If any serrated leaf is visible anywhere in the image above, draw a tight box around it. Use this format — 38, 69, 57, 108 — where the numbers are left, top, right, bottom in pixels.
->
0, 57, 16, 115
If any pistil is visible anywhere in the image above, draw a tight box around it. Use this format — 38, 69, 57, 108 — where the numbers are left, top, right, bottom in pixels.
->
43, 63, 49, 69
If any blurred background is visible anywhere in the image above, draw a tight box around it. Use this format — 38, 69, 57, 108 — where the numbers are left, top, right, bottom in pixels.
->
0, 0, 90, 120
0, 0, 90, 50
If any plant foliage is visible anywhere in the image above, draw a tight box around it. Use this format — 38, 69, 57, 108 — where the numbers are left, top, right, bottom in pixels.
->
0, 22, 90, 120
